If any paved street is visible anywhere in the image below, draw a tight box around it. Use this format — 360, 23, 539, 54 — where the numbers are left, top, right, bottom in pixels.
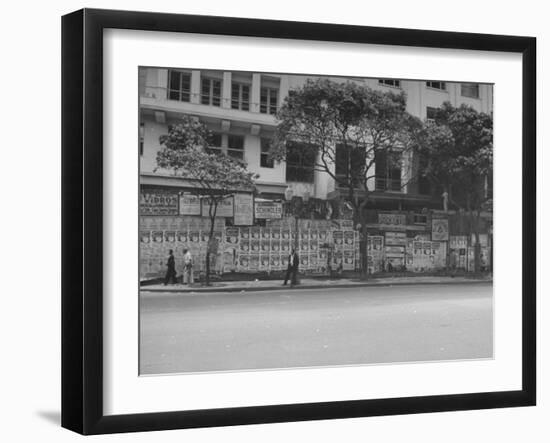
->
140, 283, 493, 375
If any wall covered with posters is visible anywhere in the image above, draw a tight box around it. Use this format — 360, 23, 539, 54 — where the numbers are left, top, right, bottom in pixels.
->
139, 186, 492, 279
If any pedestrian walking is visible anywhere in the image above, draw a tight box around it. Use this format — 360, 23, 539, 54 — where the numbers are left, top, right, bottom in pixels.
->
183, 248, 194, 285
164, 249, 177, 285
283, 248, 300, 286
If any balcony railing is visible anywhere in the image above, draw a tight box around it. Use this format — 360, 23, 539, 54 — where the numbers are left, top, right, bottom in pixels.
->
375, 177, 402, 192
142, 85, 280, 114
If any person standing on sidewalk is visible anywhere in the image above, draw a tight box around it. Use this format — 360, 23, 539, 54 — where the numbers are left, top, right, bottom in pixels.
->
182, 248, 194, 285
164, 249, 177, 285
283, 249, 300, 286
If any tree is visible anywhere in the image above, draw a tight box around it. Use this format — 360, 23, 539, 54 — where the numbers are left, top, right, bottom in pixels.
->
156, 116, 258, 285
416, 102, 493, 273
270, 79, 421, 276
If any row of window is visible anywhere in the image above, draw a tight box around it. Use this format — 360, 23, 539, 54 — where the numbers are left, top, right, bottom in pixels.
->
144, 122, 430, 192
378, 78, 481, 98
206, 133, 275, 168
167, 70, 279, 114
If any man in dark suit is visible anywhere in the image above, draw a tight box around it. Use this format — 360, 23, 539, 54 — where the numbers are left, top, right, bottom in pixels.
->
283, 249, 300, 286
164, 249, 177, 285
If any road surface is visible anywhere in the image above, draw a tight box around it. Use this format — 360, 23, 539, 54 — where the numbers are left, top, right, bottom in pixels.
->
139, 283, 493, 375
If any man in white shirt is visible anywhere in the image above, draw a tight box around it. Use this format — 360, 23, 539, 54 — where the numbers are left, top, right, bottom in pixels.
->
182, 248, 194, 285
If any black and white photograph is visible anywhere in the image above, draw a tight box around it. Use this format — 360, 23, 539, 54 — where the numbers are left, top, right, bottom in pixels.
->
138, 68, 494, 375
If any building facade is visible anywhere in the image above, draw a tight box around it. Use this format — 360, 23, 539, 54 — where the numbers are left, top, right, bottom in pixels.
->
139, 68, 493, 279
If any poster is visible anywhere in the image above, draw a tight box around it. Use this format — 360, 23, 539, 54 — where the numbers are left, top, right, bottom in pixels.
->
179, 193, 201, 215
140, 231, 151, 244
234, 193, 254, 225
201, 196, 234, 217
140, 189, 179, 215
378, 213, 406, 225
385, 231, 407, 246
343, 250, 355, 270
225, 227, 239, 245
344, 231, 355, 247
164, 231, 176, 242
333, 230, 344, 247
432, 218, 449, 241
255, 200, 283, 219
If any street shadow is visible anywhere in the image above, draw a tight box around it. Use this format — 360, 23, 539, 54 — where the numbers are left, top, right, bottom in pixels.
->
36, 410, 61, 426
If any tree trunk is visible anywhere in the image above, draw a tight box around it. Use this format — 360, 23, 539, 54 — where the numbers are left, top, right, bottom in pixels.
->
205, 201, 218, 286
205, 216, 214, 286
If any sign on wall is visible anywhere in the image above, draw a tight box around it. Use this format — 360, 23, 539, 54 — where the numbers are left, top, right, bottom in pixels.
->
385, 232, 407, 246
201, 196, 234, 218
432, 218, 449, 241
179, 193, 201, 215
255, 200, 283, 219
140, 189, 179, 215
234, 193, 254, 225
378, 213, 406, 225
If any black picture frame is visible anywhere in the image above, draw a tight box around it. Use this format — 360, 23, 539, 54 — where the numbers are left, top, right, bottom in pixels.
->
61, 8, 536, 435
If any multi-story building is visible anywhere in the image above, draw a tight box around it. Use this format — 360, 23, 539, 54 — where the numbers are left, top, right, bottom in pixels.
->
139, 68, 493, 278
139, 68, 492, 210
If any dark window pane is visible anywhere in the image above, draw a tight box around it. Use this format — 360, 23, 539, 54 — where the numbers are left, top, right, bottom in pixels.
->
210, 133, 222, 147
260, 138, 274, 168
228, 135, 244, 150
285, 141, 315, 183
232, 84, 239, 99
169, 71, 180, 90
461, 83, 479, 98
426, 107, 438, 120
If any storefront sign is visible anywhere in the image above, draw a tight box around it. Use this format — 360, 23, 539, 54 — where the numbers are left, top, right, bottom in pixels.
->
378, 213, 406, 225
255, 200, 283, 219
234, 193, 254, 225
201, 196, 234, 218
140, 190, 179, 215
179, 193, 201, 215
432, 218, 449, 241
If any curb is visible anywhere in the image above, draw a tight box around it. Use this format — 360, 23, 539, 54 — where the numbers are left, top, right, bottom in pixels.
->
141, 279, 493, 294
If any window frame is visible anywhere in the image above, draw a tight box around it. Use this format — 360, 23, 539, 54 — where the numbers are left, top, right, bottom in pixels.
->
285, 141, 316, 183
374, 150, 403, 192
207, 132, 224, 156
231, 82, 250, 111
426, 81, 447, 91
201, 76, 222, 106
260, 138, 274, 168
167, 69, 191, 102
378, 79, 401, 88
260, 86, 279, 114
227, 134, 245, 161
460, 83, 480, 99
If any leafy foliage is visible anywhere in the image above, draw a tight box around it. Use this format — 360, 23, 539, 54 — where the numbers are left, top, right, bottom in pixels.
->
271, 78, 421, 203
271, 79, 421, 276
416, 102, 493, 210
155, 115, 258, 284
156, 116, 258, 205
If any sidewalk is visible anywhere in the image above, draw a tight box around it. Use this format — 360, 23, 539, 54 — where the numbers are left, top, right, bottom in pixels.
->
141, 275, 492, 293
